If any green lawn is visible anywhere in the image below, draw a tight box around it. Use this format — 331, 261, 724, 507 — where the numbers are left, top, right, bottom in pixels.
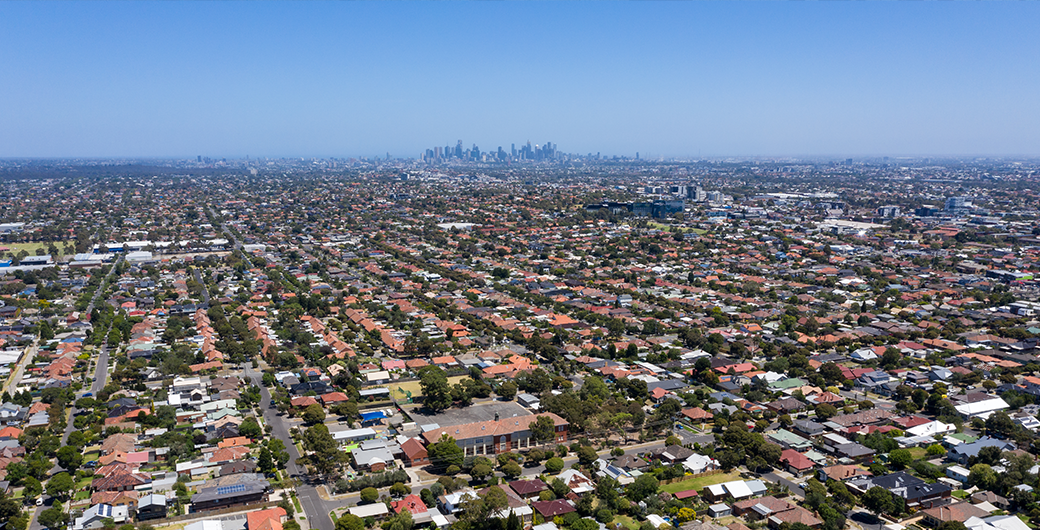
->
952, 490, 968, 499
613, 515, 641, 530
648, 222, 708, 234
907, 447, 928, 460
389, 375, 467, 400
0, 241, 76, 258
659, 471, 743, 494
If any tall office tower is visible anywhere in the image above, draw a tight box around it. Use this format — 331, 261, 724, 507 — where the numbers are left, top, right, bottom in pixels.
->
511, 144, 516, 157
434, 146, 442, 159
945, 196, 971, 212
197, 156, 202, 162
455, 140, 463, 158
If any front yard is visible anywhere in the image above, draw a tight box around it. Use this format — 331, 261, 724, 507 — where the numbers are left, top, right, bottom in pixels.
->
659, 470, 744, 494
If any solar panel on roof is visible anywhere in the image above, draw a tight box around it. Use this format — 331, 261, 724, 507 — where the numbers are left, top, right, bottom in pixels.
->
216, 484, 247, 496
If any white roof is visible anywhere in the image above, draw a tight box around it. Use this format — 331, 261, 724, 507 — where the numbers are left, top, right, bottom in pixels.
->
366, 370, 391, 381
966, 515, 1032, 530
348, 503, 389, 518
722, 480, 754, 499
907, 420, 955, 437
331, 427, 377, 441
707, 484, 726, 496
955, 397, 1010, 418
184, 521, 224, 530
647, 514, 668, 527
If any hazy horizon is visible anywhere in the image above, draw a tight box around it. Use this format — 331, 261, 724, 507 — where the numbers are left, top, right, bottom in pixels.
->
2, 1, 1038, 159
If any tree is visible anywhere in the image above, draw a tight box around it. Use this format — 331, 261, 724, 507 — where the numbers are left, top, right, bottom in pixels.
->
302, 404, 326, 425
497, 381, 518, 401
239, 417, 262, 438
334, 514, 365, 530
506, 512, 521, 530
420, 366, 453, 411
985, 411, 1016, 438
55, 446, 83, 472
389, 482, 410, 497
530, 415, 556, 445
258, 447, 275, 474
420, 488, 437, 508
46, 472, 75, 501
814, 403, 838, 420
470, 463, 493, 481
23, 476, 42, 499
819, 363, 844, 383
301, 424, 346, 477
926, 444, 947, 456
627, 473, 659, 502
500, 461, 522, 479
968, 463, 997, 491
39, 321, 54, 341
862, 486, 895, 517
360, 487, 379, 503
38, 507, 68, 529
881, 348, 902, 369
385, 509, 413, 530
577, 446, 598, 466
544, 457, 564, 474
937, 522, 968, 530
888, 449, 913, 470
427, 434, 464, 472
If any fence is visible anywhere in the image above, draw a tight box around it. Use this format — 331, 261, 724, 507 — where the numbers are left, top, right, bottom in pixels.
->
158, 501, 281, 525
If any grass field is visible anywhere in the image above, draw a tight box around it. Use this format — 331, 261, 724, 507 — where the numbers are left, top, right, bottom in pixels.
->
907, 447, 929, 460
389, 375, 467, 401
0, 241, 76, 258
648, 222, 708, 234
659, 471, 743, 494
614, 515, 641, 530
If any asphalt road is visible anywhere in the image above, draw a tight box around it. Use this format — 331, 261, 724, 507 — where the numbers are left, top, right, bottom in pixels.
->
244, 366, 338, 530
193, 268, 212, 306
85, 255, 122, 314
208, 206, 242, 251
33, 256, 122, 528
59, 344, 109, 445
761, 472, 805, 498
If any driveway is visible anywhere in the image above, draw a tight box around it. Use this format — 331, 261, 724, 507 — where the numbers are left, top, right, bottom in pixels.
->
761, 471, 805, 498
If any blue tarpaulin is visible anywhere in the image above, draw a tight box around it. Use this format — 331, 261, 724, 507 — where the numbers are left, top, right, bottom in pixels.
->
361, 411, 386, 421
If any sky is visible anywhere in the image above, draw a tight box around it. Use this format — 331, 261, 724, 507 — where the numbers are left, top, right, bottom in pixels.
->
1, 1, 1039, 159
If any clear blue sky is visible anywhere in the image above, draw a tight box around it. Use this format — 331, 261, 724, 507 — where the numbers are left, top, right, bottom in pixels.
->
2, 1, 1038, 159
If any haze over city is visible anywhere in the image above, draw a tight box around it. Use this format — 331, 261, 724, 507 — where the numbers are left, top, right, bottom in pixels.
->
1, 1, 1039, 159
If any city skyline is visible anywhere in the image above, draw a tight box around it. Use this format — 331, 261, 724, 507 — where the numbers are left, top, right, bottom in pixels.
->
1, 1, 1039, 158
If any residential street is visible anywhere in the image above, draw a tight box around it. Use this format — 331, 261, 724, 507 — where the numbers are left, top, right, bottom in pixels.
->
244, 366, 338, 530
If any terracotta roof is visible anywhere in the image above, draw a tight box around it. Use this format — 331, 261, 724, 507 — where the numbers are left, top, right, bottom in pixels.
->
390, 494, 428, 514
247, 507, 287, 530
421, 412, 567, 444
